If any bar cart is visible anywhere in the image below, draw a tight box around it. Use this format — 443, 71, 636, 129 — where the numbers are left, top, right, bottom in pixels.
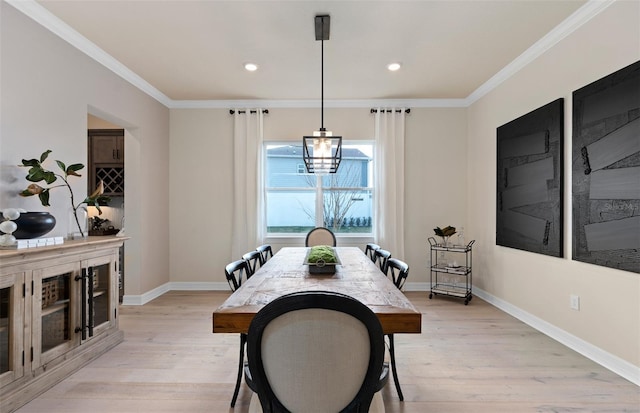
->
428, 237, 475, 305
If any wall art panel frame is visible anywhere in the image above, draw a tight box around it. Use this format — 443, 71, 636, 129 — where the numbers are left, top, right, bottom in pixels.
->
572, 60, 640, 273
496, 98, 564, 257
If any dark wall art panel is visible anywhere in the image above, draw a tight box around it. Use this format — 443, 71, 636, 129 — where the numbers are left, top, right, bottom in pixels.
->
496, 98, 564, 257
572, 60, 640, 273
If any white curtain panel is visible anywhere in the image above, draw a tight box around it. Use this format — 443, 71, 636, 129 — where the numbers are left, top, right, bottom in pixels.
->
231, 109, 265, 259
374, 108, 406, 258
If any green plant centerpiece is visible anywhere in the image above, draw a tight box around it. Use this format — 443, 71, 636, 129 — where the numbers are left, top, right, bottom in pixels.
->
19, 150, 110, 238
307, 245, 338, 264
305, 245, 340, 274
434, 225, 456, 246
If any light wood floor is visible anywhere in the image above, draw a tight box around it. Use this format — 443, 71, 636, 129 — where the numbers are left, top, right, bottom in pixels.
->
16, 291, 639, 413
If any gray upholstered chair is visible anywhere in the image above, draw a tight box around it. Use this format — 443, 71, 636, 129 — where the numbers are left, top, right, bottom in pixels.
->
245, 291, 387, 412
305, 227, 336, 247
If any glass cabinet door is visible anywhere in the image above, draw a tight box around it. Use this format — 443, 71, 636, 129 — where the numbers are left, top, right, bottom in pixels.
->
0, 272, 24, 388
34, 262, 80, 367
83, 255, 116, 340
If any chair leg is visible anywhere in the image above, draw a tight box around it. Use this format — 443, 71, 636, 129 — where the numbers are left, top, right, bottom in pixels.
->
387, 334, 404, 401
230, 333, 247, 407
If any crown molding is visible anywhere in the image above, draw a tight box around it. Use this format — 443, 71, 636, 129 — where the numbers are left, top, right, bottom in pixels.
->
465, 0, 615, 105
6, 0, 173, 108
8, 0, 615, 110
169, 98, 468, 109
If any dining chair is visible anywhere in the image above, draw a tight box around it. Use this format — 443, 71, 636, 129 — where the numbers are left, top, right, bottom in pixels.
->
386, 258, 409, 291
242, 250, 263, 277
225, 259, 251, 292
373, 248, 391, 274
305, 226, 337, 247
365, 243, 381, 262
245, 290, 387, 413
224, 259, 252, 407
384, 257, 410, 401
256, 244, 273, 265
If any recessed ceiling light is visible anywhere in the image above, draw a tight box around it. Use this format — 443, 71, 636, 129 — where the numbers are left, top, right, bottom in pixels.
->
244, 63, 258, 72
387, 62, 401, 72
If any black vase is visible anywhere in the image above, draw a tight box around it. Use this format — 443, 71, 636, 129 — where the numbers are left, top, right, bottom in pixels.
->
0, 211, 56, 239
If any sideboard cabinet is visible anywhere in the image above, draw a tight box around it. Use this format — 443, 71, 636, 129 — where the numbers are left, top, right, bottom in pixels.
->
0, 237, 126, 412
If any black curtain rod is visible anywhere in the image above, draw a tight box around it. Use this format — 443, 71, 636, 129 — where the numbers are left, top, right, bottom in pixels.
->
229, 109, 269, 115
370, 108, 411, 114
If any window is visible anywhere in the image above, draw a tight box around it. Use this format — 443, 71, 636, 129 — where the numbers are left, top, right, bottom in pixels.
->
265, 142, 373, 235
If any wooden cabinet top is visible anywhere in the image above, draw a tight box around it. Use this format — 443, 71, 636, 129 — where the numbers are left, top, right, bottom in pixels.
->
0, 236, 128, 266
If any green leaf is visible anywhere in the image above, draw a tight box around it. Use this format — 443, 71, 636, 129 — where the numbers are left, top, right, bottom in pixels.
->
67, 163, 84, 172
66, 163, 84, 177
26, 169, 46, 182
43, 171, 57, 185
21, 158, 40, 167
19, 189, 35, 197
84, 195, 111, 214
27, 166, 42, 175
38, 190, 50, 206
56, 160, 66, 172
40, 150, 52, 163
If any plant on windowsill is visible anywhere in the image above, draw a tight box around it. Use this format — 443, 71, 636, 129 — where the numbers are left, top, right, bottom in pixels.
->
18, 150, 110, 238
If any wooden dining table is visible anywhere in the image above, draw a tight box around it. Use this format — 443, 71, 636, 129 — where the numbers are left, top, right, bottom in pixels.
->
212, 247, 422, 335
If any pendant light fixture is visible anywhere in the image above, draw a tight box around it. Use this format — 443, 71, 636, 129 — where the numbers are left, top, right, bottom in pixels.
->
303, 15, 342, 175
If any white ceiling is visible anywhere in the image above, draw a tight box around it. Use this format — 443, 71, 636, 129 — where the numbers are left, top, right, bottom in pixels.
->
20, 1, 596, 105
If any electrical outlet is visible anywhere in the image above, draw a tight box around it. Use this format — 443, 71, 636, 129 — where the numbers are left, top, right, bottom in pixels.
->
570, 294, 580, 310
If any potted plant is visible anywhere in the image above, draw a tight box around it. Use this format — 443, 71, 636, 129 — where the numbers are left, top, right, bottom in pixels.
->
18, 150, 110, 238
434, 225, 456, 246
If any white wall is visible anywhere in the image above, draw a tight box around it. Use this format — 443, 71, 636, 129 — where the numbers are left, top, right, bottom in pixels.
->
0, 2, 171, 296
467, 1, 639, 367
169, 107, 467, 284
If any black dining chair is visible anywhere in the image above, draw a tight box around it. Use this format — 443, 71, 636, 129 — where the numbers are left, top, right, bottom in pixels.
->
365, 243, 381, 262
373, 248, 391, 274
256, 244, 273, 265
386, 257, 409, 291
305, 227, 337, 247
242, 250, 263, 277
224, 259, 252, 408
245, 290, 387, 412
383, 257, 410, 401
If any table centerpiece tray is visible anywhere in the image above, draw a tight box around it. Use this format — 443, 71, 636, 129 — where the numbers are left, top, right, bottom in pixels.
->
303, 246, 341, 274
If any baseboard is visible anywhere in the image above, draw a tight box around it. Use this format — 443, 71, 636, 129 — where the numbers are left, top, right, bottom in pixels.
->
473, 286, 640, 387
121, 282, 229, 305
121, 282, 171, 305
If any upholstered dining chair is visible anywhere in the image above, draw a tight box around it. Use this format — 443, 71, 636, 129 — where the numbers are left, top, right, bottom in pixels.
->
256, 244, 273, 265
224, 259, 252, 407
305, 227, 337, 247
373, 248, 392, 274
243, 250, 263, 277
365, 243, 381, 262
245, 290, 387, 413
382, 257, 410, 401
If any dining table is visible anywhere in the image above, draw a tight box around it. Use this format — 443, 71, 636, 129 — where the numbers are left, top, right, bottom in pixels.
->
212, 247, 422, 335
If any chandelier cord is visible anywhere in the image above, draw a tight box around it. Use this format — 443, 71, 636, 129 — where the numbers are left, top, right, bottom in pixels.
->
320, 34, 324, 131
